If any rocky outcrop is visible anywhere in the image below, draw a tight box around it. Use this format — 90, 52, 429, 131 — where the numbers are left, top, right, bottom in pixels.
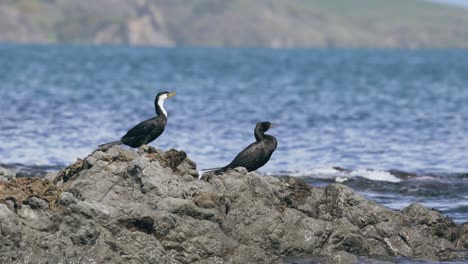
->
0, 146, 467, 263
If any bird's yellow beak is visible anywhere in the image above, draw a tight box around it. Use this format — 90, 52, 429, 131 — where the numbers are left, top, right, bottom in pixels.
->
167, 91, 176, 98
270, 123, 280, 128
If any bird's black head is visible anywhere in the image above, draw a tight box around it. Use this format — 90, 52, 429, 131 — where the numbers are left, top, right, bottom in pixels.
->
154, 91, 176, 116
255, 121, 278, 133
254, 121, 278, 141
156, 91, 176, 100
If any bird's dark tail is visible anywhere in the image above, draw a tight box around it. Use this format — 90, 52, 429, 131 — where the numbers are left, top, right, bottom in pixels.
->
199, 167, 225, 180
202, 167, 224, 173
98, 140, 122, 149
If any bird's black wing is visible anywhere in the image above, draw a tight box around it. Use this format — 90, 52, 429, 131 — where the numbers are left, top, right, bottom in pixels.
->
225, 142, 270, 172
121, 116, 166, 147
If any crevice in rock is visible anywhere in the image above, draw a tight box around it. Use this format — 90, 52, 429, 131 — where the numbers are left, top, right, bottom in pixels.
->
398, 232, 415, 255
120, 216, 154, 234
99, 171, 128, 202
315, 228, 333, 255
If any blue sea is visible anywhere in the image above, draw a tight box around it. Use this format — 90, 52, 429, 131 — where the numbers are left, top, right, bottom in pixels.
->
0, 45, 467, 224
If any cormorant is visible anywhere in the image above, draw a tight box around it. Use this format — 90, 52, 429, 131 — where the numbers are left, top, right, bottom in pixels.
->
100, 91, 176, 148
202, 122, 278, 176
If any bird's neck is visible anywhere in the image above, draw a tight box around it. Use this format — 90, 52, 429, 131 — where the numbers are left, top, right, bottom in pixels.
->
155, 97, 167, 117
254, 128, 265, 142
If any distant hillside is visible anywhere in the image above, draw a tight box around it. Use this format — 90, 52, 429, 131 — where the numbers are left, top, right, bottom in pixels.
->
1, 0, 468, 48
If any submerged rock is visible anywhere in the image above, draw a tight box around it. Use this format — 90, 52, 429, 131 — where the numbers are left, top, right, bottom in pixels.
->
0, 145, 466, 263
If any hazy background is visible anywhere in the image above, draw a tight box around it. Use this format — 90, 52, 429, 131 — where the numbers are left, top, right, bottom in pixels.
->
431, 0, 468, 7
1, 0, 468, 48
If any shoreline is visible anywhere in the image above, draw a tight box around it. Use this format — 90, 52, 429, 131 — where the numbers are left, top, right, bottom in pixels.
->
4, 160, 468, 181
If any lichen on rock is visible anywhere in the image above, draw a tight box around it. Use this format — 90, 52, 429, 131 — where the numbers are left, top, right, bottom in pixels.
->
0, 177, 61, 211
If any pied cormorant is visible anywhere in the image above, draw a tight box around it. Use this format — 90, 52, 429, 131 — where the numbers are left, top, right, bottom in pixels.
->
100, 91, 176, 148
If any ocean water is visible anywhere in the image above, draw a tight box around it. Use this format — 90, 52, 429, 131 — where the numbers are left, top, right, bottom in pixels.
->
0, 45, 467, 224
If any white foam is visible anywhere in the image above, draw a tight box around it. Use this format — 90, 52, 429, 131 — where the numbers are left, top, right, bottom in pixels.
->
284, 167, 401, 183
288, 167, 348, 180
335, 176, 349, 183
350, 169, 401, 183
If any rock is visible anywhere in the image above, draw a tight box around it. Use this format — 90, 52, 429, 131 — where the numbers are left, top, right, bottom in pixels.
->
0, 146, 466, 263
329, 251, 358, 264
43, 171, 58, 181
455, 223, 468, 250
0, 166, 16, 182
0, 204, 21, 262
27, 197, 49, 210
58, 192, 77, 207
0, 177, 62, 211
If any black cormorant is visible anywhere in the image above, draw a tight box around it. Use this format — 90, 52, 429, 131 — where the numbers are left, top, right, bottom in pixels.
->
100, 91, 176, 148
203, 122, 278, 176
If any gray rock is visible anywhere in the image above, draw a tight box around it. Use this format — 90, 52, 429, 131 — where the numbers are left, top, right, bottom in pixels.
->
0, 204, 21, 262
329, 251, 358, 264
0, 166, 16, 182
28, 197, 49, 210
59, 192, 77, 207
0, 146, 466, 263
43, 171, 58, 181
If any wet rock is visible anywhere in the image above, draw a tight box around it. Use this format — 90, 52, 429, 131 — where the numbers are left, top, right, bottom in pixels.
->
0, 146, 466, 263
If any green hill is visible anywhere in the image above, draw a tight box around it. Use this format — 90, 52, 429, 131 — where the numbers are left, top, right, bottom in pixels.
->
1, 0, 468, 48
